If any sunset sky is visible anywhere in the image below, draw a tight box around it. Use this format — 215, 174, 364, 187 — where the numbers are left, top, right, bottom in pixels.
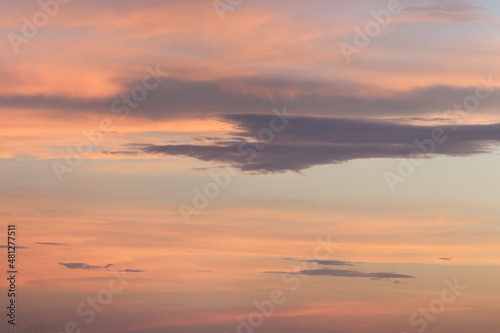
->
1, 0, 500, 332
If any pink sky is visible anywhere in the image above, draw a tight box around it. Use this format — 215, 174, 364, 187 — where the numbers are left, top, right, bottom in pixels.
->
1, 1, 500, 332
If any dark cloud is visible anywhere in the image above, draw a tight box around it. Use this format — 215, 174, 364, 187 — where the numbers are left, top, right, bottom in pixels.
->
1, 76, 498, 119
439, 257, 453, 261
113, 115, 500, 173
266, 258, 413, 280
58, 262, 144, 272
35, 242, 70, 246
118, 269, 145, 273
0, 245, 29, 249
0, 94, 103, 113
263, 268, 414, 279
58, 263, 106, 270
303, 260, 353, 266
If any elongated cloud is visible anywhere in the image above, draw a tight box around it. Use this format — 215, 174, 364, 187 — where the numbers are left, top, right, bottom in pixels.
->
0, 245, 29, 249
120, 269, 145, 273
113, 115, 500, 173
0, 76, 498, 119
304, 260, 354, 266
58, 263, 113, 270
264, 268, 414, 279
58, 262, 144, 272
404, 0, 485, 22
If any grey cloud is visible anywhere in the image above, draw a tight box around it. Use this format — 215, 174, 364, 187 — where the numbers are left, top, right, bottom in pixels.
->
35, 242, 70, 246
439, 257, 453, 261
118, 269, 145, 273
58, 262, 144, 272
58, 263, 106, 270
0, 245, 29, 249
1, 76, 499, 119
404, 0, 485, 22
0, 94, 103, 113
303, 260, 353, 266
263, 268, 414, 279
113, 115, 500, 173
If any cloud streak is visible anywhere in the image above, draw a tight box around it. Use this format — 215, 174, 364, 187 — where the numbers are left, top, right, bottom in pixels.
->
1, 77, 498, 119
264, 268, 415, 279
113, 115, 500, 173
58, 263, 113, 270
119, 269, 145, 273
303, 260, 354, 266
0, 245, 29, 249
404, 0, 485, 22
58, 263, 144, 272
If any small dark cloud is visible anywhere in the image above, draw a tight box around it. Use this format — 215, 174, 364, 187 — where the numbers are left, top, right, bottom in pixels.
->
58, 262, 144, 272
35, 242, 70, 246
439, 258, 453, 261
196, 270, 212, 273
58, 263, 104, 270
0, 245, 29, 249
281, 258, 352, 266
304, 260, 353, 266
394, 280, 400, 284
117, 269, 145, 273
264, 268, 414, 280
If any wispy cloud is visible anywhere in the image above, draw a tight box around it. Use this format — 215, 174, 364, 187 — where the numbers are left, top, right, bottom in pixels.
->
58, 262, 145, 272
58, 263, 112, 270
404, 0, 486, 22
264, 268, 415, 279
119, 269, 145, 273
304, 260, 354, 266
0, 245, 29, 249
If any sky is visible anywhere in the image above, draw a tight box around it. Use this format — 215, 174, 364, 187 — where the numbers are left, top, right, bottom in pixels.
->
1, 0, 500, 332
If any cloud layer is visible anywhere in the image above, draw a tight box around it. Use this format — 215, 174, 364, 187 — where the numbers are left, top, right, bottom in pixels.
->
2, 77, 499, 119
115, 115, 500, 172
